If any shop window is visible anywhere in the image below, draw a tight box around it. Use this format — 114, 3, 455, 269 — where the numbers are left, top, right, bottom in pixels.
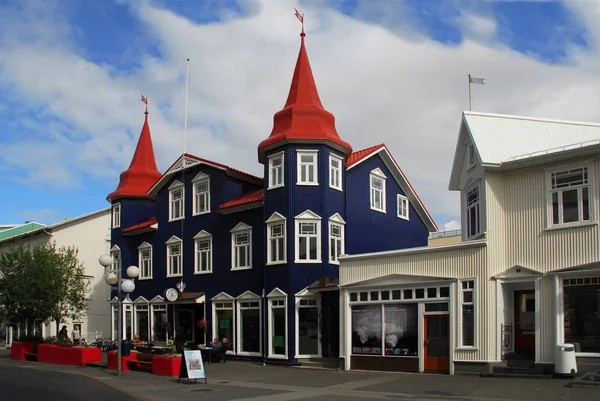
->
440, 287, 450, 298
392, 290, 401, 300
404, 289, 413, 299
564, 277, 600, 352
427, 288, 437, 298
238, 300, 261, 355
269, 298, 286, 357
415, 289, 425, 299
297, 298, 319, 356
134, 304, 149, 342
460, 280, 475, 347
381, 291, 390, 301
350, 293, 357, 302
152, 304, 167, 342
425, 303, 449, 313
351, 305, 382, 355
370, 291, 379, 301
359, 292, 368, 302
214, 301, 234, 352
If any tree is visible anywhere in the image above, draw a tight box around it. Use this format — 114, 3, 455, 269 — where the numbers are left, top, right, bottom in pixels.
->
0, 243, 90, 334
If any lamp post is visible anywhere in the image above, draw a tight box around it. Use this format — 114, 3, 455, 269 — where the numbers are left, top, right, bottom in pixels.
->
98, 254, 139, 376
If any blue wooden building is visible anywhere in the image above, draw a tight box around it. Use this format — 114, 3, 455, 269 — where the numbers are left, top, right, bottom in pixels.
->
107, 31, 437, 366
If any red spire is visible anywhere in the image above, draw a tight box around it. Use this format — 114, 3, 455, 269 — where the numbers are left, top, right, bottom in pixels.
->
107, 110, 162, 201
258, 30, 352, 163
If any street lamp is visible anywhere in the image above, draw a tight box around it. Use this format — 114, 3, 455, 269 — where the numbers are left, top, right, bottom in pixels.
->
99, 254, 139, 376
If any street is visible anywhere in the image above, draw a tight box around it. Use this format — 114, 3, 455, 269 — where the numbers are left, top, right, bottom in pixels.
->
1, 351, 599, 401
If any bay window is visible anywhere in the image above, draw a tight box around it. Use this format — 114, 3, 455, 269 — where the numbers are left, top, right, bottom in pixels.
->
268, 152, 284, 189
329, 214, 345, 264
266, 213, 286, 265
465, 185, 480, 239
329, 154, 342, 191
297, 150, 318, 185
295, 210, 321, 263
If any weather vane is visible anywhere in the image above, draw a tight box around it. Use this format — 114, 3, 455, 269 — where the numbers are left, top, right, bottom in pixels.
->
141, 94, 148, 113
294, 8, 304, 35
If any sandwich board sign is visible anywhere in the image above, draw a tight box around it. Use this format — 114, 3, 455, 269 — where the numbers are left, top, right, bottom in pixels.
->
178, 349, 207, 384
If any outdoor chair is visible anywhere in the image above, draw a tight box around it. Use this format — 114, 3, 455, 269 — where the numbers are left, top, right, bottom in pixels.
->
212, 346, 227, 363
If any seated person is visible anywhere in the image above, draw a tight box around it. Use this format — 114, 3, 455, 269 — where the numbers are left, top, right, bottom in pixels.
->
209, 338, 219, 350
133, 334, 142, 343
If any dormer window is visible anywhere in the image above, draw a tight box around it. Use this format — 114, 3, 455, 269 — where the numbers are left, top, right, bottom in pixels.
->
370, 169, 387, 213
329, 154, 343, 191
468, 144, 476, 168
297, 150, 318, 186
268, 152, 284, 189
192, 173, 210, 215
169, 181, 184, 221
112, 203, 121, 228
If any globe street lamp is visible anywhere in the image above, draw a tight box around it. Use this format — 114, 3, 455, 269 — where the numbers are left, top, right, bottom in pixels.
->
99, 254, 139, 376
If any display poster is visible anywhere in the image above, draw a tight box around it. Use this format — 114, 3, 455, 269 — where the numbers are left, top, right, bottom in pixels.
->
351, 305, 382, 355
178, 350, 207, 384
384, 304, 418, 356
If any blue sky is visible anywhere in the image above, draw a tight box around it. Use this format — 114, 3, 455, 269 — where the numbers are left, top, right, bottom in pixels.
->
0, 0, 597, 229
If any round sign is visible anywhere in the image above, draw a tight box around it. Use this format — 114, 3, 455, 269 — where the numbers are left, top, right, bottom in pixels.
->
165, 288, 179, 302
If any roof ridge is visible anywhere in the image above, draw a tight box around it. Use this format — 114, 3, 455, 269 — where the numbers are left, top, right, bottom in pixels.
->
464, 111, 600, 128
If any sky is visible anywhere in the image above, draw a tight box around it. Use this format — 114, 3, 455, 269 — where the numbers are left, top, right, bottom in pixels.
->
0, 0, 598, 231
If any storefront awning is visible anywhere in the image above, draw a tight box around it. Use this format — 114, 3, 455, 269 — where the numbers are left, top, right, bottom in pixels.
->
175, 292, 205, 303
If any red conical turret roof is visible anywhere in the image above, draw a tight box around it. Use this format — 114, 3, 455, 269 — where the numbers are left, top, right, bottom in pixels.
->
107, 111, 162, 201
258, 32, 352, 163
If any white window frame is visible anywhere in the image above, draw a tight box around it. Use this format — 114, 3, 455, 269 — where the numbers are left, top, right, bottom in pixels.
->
464, 182, 481, 239
267, 288, 288, 359
297, 150, 318, 186
295, 291, 321, 358
193, 230, 212, 274
133, 298, 150, 342
192, 172, 210, 216
458, 279, 476, 349
328, 213, 345, 264
211, 292, 235, 355
268, 152, 285, 189
329, 154, 343, 191
231, 223, 252, 271
138, 242, 153, 280
397, 194, 409, 220
295, 210, 321, 263
110, 245, 121, 275
468, 144, 476, 168
112, 203, 121, 228
165, 236, 183, 277
236, 291, 262, 357
150, 302, 167, 343
370, 168, 387, 213
545, 161, 595, 229
168, 180, 185, 221
266, 212, 286, 265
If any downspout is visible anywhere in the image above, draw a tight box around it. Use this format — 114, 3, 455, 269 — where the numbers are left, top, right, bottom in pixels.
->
262, 199, 267, 367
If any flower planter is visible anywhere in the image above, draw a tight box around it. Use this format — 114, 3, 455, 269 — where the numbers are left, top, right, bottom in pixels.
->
38, 344, 102, 366
107, 350, 137, 371
152, 355, 181, 377
10, 342, 37, 361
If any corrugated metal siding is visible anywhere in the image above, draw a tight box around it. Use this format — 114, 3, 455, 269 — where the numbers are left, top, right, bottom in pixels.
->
465, 112, 600, 165
538, 276, 555, 362
504, 156, 600, 271
485, 171, 507, 276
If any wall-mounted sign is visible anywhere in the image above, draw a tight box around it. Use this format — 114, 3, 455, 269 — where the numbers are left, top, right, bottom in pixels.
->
165, 288, 179, 302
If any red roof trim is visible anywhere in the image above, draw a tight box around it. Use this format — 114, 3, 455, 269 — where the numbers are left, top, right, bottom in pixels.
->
346, 144, 386, 168
122, 217, 158, 233
218, 189, 264, 210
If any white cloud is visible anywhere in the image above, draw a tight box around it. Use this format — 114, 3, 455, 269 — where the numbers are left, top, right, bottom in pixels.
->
442, 220, 461, 232
0, 0, 599, 229
456, 13, 497, 41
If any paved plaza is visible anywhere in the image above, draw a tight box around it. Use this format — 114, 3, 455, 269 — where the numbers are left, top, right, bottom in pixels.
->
1, 350, 599, 401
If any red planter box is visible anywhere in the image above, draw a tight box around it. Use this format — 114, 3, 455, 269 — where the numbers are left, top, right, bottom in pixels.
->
10, 342, 37, 361
107, 351, 137, 371
38, 344, 102, 367
152, 355, 181, 377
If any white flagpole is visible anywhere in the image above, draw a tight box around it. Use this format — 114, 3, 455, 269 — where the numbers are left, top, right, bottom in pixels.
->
184, 58, 190, 155
468, 74, 472, 111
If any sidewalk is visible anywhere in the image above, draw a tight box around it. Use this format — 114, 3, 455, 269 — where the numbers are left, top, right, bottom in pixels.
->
1, 350, 599, 401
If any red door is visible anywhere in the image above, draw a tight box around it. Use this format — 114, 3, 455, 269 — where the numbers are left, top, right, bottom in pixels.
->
424, 315, 450, 372
514, 290, 535, 354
